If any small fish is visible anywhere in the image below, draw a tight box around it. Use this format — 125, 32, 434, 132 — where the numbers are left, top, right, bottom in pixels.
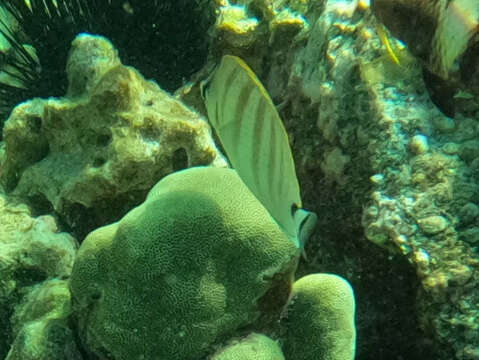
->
201, 55, 317, 250
376, 23, 401, 66
371, 0, 479, 117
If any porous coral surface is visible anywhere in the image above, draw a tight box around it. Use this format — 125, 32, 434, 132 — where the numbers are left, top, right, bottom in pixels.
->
70, 167, 298, 360
0, 193, 77, 359
0, 34, 223, 238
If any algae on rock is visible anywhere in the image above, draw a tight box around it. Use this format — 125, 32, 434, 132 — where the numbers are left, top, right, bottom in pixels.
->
0, 33, 224, 237
0, 193, 77, 359
6, 279, 81, 360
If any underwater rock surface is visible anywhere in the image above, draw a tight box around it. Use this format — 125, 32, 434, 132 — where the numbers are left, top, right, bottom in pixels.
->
0, 193, 77, 359
6, 279, 81, 360
0, 0, 215, 127
0, 33, 224, 238
285, 0, 479, 358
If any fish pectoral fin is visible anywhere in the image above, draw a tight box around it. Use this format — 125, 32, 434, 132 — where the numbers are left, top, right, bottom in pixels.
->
294, 207, 317, 249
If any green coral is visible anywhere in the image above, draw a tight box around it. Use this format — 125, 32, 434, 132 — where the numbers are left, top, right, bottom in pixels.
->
69, 166, 298, 360
282, 274, 356, 360
211, 333, 285, 360
6, 279, 81, 360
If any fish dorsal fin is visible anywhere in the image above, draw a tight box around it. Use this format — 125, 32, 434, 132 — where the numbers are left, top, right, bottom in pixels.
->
203, 55, 304, 243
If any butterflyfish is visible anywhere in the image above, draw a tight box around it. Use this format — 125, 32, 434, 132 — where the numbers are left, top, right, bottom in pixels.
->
201, 55, 317, 249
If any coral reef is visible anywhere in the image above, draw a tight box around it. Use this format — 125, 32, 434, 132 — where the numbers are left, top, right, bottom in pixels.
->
6, 279, 81, 360
0, 34, 224, 238
358, 9, 479, 358
1, 28, 357, 360
70, 166, 356, 360
0, 0, 477, 359
282, 274, 356, 360
257, 0, 478, 358
69, 167, 296, 359
211, 333, 285, 359
213, 0, 479, 358
0, 193, 77, 358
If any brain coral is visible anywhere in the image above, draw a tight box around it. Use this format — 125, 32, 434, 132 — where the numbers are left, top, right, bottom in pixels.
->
282, 274, 356, 360
69, 166, 299, 360
211, 333, 285, 360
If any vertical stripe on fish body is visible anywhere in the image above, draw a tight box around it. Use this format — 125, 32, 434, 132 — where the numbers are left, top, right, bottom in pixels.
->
203, 55, 317, 249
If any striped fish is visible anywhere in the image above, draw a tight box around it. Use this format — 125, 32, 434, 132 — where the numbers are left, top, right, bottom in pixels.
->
201, 55, 317, 249
433, 0, 479, 79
